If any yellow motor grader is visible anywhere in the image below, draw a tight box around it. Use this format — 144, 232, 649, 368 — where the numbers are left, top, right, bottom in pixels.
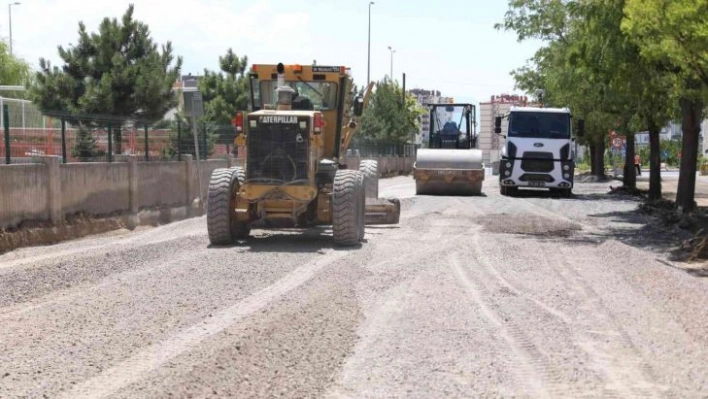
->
206, 63, 401, 246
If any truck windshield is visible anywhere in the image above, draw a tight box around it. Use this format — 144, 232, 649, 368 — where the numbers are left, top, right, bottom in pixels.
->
508, 112, 570, 139
258, 80, 338, 111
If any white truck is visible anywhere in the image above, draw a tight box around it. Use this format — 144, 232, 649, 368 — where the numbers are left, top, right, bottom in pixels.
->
494, 106, 584, 197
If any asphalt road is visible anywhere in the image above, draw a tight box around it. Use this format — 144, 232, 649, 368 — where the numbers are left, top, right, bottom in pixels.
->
2, 175, 708, 398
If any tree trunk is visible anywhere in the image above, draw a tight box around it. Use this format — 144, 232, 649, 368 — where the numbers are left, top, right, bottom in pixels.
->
676, 96, 703, 213
589, 144, 597, 175
623, 133, 636, 189
648, 118, 662, 201
592, 136, 605, 179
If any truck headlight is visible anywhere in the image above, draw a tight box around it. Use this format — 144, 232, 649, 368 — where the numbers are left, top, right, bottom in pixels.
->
564, 173, 570, 179
506, 162, 512, 168
505, 171, 511, 176
563, 164, 570, 171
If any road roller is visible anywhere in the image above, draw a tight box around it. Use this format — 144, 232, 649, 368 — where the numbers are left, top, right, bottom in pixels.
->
413, 103, 485, 195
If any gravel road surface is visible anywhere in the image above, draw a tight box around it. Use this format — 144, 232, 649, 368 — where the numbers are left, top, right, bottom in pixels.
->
2, 175, 708, 398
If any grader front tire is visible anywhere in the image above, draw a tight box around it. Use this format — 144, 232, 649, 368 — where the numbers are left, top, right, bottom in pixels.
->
332, 169, 365, 246
206, 167, 248, 245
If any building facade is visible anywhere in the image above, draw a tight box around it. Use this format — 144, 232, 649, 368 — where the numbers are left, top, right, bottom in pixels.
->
407, 88, 454, 145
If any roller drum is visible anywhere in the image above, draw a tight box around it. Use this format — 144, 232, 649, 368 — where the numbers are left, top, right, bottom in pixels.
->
414, 149, 484, 170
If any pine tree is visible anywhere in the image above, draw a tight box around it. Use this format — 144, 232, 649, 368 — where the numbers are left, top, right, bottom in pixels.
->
29, 4, 182, 155
71, 124, 106, 161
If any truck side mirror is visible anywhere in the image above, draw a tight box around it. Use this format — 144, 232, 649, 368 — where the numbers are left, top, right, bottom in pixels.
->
354, 96, 364, 116
494, 116, 502, 134
577, 119, 585, 137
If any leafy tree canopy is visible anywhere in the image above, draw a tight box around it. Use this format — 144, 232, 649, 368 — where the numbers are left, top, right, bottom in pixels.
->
358, 78, 424, 145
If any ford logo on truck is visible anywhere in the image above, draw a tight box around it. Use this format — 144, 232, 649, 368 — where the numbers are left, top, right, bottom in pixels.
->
533, 142, 544, 147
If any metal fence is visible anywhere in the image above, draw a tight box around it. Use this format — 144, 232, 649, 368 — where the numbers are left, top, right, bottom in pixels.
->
0, 96, 238, 164
1, 96, 418, 165
347, 139, 418, 157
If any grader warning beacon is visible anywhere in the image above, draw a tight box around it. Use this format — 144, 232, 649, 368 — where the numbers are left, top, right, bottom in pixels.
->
413, 103, 485, 195
206, 62, 401, 246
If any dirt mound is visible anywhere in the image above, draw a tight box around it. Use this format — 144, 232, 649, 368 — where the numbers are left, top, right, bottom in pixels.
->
638, 199, 708, 262
0, 213, 129, 255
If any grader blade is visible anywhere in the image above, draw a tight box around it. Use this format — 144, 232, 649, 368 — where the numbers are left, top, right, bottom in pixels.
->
365, 197, 401, 225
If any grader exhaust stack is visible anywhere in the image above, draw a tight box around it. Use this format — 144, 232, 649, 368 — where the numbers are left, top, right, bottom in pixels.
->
413, 103, 485, 195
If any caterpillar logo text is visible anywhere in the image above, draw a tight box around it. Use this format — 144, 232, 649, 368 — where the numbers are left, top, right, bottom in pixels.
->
259, 115, 298, 124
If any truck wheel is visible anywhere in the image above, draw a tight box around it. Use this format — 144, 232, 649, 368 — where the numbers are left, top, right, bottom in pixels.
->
500, 185, 517, 196
333, 169, 365, 246
207, 167, 249, 245
359, 159, 379, 198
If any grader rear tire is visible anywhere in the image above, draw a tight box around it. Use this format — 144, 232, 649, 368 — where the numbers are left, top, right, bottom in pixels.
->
332, 169, 365, 246
359, 159, 379, 198
207, 167, 249, 245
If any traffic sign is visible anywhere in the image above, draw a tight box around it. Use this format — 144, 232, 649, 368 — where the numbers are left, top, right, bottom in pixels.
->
612, 137, 623, 149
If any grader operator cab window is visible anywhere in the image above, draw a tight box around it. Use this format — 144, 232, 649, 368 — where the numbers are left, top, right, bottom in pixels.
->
258, 80, 338, 111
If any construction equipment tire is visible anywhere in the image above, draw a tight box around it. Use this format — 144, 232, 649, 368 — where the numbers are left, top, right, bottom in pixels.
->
500, 184, 517, 196
359, 159, 379, 198
332, 169, 365, 246
207, 167, 249, 245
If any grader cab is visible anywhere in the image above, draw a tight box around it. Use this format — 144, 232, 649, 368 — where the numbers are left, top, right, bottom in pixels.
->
206, 62, 401, 246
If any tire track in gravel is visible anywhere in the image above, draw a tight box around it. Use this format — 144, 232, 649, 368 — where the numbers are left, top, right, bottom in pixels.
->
540, 243, 668, 398
58, 248, 353, 399
467, 232, 665, 398
468, 233, 572, 324
449, 251, 552, 399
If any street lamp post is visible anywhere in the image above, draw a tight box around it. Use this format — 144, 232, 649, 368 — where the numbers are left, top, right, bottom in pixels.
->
387, 46, 395, 80
367, 1, 374, 86
8, 2, 20, 55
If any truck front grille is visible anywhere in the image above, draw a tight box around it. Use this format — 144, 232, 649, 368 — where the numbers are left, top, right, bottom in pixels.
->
521, 152, 554, 173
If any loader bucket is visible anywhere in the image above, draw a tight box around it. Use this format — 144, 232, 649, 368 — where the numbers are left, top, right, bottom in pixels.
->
413, 149, 485, 196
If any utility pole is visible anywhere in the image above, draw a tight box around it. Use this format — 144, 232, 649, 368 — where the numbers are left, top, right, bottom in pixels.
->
8, 2, 20, 55
387, 46, 395, 80
367, 1, 374, 86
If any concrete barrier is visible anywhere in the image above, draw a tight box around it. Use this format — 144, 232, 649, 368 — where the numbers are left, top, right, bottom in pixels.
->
0, 154, 413, 231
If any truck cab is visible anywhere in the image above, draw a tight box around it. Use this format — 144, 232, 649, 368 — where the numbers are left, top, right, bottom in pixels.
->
494, 106, 584, 196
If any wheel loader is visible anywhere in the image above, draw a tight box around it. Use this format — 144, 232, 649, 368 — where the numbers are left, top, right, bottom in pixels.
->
206, 63, 401, 247
413, 103, 485, 195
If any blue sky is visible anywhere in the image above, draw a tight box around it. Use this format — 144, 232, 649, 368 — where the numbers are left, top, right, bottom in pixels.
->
3, 0, 543, 106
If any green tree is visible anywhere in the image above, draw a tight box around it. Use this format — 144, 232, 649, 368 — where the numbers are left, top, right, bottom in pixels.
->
198, 49, 250, 147
0, 41, 32, 98
358, 77, 421, 145
498, 1, 613, 178
498, 0, 678, 196
622, 0, 708, 212
199, 49, 249, 123
71, 124, 106, 160
162, 112, 218, 159
28, 4, 183, 155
